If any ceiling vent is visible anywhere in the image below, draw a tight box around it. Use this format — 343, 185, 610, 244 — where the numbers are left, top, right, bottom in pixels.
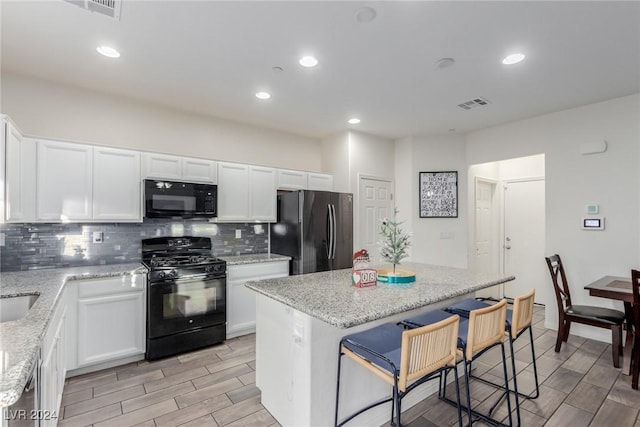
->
64, 0, 122, 20
457, 97, 491, 110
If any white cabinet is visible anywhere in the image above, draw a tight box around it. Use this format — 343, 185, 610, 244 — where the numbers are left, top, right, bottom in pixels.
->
76, 275, 146, 367
227, 261, 289, 338
37, 140, 93, 221
249, 166, 277, 221
4, 119, 36, 222
143, 152, 217, 183
92, 147, 141, 222
277, 169, 308, 190
307, 173, 334, 191
40, 289, 67, 427
217, 162, 250, 220
217, 162, 276, 222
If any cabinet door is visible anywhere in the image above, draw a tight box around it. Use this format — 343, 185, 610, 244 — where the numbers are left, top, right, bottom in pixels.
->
217, 162, 250, 220
93, 147, 142, 221
5, 124, 36, 222
142, 153, 182, 180
277, 169, 308, 190
183, 157, 218, 184
37, 140, 93, 221
77, 292, 145, 366
41, 302, 66, 427
227, 261, 288, 338
249, 166, 276, 221
307, 173, 334, 191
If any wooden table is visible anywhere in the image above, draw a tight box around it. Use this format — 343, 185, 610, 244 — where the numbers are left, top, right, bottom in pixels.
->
585, 275, 633, 374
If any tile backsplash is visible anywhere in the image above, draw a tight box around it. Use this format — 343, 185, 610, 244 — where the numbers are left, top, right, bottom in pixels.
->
0, 220, 269, 272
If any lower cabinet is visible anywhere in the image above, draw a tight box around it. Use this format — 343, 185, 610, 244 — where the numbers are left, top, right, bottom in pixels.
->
227, 261, 289, 338
75, 275, 146, 367
40, 290, 67, 427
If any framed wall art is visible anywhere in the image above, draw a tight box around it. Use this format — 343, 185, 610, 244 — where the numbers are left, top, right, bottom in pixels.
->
419, 171, 458, 218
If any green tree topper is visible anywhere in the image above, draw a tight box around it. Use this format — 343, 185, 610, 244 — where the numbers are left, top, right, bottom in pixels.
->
379, 208, 411, 273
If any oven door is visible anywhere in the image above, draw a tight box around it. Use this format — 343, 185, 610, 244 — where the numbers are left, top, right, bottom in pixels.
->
147, 274, 226, 339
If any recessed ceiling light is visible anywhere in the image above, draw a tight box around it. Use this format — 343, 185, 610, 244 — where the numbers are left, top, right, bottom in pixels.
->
299, 56, 318, 68
348, 118, 361, 125
502, 53, 525, 65
96, 45, 120, 58
255, 91, 271, 100
354, 7, 377, 23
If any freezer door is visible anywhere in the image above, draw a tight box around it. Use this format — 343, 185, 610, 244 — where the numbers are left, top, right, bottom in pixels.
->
301, 190, 332, 274
331, 192, 354, 270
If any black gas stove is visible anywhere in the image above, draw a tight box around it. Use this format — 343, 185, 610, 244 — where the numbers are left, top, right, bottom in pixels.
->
142, 236, 227, 360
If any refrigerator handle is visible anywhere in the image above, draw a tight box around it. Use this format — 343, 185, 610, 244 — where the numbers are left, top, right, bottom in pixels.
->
331, 204, 337, 259
327, 204, 333, 259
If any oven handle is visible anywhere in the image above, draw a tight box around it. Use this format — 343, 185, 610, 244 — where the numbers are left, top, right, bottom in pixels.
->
149, 274, 226, 286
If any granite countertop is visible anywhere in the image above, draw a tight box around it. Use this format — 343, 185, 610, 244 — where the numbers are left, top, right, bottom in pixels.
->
245, 262, 515, 329
218, 253, 291, 266
0, 263, 147, 407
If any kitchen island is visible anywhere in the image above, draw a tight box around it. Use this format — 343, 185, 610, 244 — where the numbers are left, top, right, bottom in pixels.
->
245, 262, 514, 427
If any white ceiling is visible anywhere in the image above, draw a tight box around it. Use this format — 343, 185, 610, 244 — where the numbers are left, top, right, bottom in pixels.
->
2, 1, 639, 140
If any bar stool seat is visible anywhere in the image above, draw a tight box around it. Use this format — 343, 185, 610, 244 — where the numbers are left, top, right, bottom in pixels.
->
335, 310, 466, 427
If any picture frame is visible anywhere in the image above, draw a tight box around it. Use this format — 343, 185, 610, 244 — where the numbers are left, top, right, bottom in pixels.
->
419, 171, 458, 218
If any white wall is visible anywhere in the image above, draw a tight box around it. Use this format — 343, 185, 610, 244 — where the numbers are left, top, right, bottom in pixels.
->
320, 132, 350, 193
467, 94, 640, 340
394, 134, 468, 268
1, 72, 323, 171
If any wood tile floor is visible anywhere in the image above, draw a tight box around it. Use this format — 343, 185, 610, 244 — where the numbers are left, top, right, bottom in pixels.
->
59, 305, 640, 427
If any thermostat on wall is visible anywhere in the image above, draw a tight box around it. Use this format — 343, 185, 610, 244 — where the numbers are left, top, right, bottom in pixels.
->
582, 217, 605, 230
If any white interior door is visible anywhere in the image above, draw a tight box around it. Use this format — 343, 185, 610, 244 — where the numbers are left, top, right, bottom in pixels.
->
475, 179, 496, 273
358, 177, 393, 265
503, 179, 547, 305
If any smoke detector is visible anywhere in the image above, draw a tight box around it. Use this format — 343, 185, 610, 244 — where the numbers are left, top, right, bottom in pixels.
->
457, 97, 491, 110
64, 0, 122, 20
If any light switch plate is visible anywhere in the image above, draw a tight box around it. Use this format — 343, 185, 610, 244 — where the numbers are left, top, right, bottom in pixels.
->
0, 233, 5, 247
235, 229, 242, 239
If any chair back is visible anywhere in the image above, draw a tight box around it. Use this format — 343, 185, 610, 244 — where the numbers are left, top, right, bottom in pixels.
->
546, 254, 572, 312
632, 270, 640, 328
398, 314, 460, 392
511, 288, 536, 338
465, 299, 508, 360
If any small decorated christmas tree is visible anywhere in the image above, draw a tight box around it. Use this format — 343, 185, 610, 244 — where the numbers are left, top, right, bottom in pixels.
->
379, 208, 411, 274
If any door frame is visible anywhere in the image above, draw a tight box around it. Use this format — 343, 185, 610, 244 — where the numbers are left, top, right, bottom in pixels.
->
356, 174, 394, 256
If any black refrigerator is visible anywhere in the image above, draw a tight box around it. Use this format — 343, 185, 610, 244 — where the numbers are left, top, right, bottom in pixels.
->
270, 190, 353, 275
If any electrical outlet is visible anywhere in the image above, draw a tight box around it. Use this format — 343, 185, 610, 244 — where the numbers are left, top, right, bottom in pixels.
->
0, 233, 5, 247
235, 229, 242, 239
93, 231, 104, 243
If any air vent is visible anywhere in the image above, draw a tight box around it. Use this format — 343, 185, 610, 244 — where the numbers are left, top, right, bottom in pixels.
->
457, 97, 491, 110
64, 0, 122, 20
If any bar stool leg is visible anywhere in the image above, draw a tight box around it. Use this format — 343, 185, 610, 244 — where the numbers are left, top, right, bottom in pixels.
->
500, 342, 514, 427
334, 346, 343, 427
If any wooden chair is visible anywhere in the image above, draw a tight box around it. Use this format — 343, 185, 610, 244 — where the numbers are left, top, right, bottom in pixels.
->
334, 311, 467, 427
546, 254, 624, 367
404, 300, 514, 426
631, 269, 640, 389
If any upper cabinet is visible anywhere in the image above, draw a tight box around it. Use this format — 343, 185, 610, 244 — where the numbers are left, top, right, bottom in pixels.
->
37, 139, 94, 221
3, 119, 36, 222
277, 169, 308, 190
36, 140, 142, 222
249, 166, 277, 221
143, 152, 217, 184
217, 162, 276, 222
307, 173, 334, 191
93, 147, 142, 222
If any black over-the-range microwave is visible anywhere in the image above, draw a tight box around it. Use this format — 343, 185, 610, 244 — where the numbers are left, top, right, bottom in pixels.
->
144, 179, 217, 219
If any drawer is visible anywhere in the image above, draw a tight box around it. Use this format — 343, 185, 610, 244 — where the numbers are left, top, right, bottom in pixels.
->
78, 274, 146, 298
228, 261, 289, 281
